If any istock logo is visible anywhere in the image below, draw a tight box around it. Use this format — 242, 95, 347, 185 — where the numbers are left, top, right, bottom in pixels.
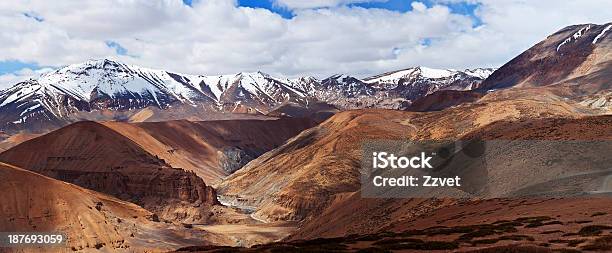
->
362, 139, 491, 198
363, 139, 612, 199
372, 152, 434, 169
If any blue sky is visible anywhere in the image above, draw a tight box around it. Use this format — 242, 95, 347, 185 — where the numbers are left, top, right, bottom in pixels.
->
186, 0, 483, 24
236, 0, 481, 23
0, 60, 42, 75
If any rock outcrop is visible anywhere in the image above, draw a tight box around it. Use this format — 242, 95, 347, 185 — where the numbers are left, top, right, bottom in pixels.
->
0, 162, 212, 252
0, 121, 218, 223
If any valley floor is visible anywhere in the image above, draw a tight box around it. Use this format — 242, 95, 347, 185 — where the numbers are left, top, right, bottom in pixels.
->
194, 221, 297, 248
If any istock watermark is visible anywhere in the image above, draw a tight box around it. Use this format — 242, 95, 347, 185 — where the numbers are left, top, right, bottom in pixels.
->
361, 140, 612, 199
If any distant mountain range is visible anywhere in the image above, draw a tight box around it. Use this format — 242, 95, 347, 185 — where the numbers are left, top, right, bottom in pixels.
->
3, 22, 610, 135
0, 59, 494, 133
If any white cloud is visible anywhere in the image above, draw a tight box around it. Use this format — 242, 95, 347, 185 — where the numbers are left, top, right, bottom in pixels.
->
0, 0, 610, 85
273, 0, 385, 9
411, 2, 427, 12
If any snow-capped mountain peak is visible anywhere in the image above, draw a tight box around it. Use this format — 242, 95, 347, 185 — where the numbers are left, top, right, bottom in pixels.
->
363, 66, 495, 84
0, 60, 495, 133
415, 67, 454, 79
360, 66, 495, 101
463, 68, 496, 79
0, 59, 315, 132
34, 58, 205, 105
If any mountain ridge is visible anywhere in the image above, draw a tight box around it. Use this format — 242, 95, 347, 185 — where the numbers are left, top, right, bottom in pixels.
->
0, 60, 494, 133
480, 22, 611, 91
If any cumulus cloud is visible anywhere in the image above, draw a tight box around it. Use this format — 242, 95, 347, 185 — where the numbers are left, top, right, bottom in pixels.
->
0, 0, 610, 85
411, 2, 427, 12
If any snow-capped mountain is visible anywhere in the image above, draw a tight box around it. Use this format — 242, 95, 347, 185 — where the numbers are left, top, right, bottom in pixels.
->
0, 59, 313, 132
363, 66, 496, 100
300, 67, 496, 109
0, 59, 494, 133
208, 71, 309, 112
320, 74, 375, 97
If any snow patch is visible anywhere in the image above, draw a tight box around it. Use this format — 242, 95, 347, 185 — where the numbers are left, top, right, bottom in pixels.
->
419, 67, 453, 79
557, 25, 591, 51
364, 68, 418, 84
19, 104, 41, 116
463, 68, 495, 79
593, 25, 612, 44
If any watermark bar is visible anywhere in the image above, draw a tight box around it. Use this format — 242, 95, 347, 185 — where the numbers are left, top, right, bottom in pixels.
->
361, 140, 612, 198
0, 232, 66, 247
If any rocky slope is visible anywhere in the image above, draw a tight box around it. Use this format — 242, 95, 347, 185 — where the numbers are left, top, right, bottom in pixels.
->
0, 59, 493, 133
0, 162, 212, 252
287, 114, 612, 239
480, 22, 611, 92
103, 117, 317, 183
406, 90, 483, 111
409, 22, 612, 113
0, 116, 317, 222
217, 83, 610, 221
181, 108, 612, 252
0, 121, 219, 223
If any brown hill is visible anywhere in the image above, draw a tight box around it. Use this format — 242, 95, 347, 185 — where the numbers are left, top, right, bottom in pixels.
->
183, 197, 612, 253
103, 117, 316, 183
187, 114, 612, 252
0, 132, 39, 152
0, 162, 211, 252
217, 88, 599, 223
0, 117, 316, 223
406, 90, 483, 112
0, 121, 218, 223
216, 109, 413, 222
407, 22, 612, 113
266, 101, 338, 121
480, 22, 611, 93
287, 192, 453, 240
462, 115, 612, 140
288, 114, 612, 240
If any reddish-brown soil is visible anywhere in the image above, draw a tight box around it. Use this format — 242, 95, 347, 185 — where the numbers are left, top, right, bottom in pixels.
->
0, 162, 212, 252
288, 113, 612, 238
480, 23, 611, 91
175, 198, 612, 252
0, 117, 316, 224
104, 117, 317, 183
407, 90, 483, 112
384, 197, 612, 252
0, 121, 218, 224
0, 132, 39, 152
217, 90, 600, 222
